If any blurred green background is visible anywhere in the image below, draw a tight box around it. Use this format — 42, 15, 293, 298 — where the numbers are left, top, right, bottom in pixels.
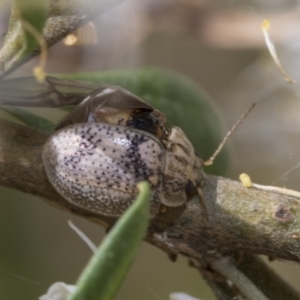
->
1, 1, 300, 299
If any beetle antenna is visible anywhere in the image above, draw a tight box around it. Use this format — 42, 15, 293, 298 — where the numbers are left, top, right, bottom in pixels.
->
204, 103, 256, 166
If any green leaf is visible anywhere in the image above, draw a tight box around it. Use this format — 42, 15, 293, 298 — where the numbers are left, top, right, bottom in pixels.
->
1, 106, 55, 132
55, 67, 229, 175
67, 182, 150, 300
14, 0, 49, 58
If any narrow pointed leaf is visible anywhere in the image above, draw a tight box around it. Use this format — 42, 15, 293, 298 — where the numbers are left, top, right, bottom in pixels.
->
68, 182, 150, 300
1, 106, 55, 132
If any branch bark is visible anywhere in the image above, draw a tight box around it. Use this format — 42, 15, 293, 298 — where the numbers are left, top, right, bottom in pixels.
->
0, 118, 299, 299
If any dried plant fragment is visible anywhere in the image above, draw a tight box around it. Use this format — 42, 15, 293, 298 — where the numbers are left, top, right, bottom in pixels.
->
262, 19, 295, 84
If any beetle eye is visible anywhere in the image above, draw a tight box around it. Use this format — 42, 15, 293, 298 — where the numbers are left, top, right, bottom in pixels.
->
185, 179, 198, 200
164, 127, 170, 137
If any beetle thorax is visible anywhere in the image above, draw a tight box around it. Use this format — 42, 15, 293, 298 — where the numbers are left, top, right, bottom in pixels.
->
161, 127, 205, 207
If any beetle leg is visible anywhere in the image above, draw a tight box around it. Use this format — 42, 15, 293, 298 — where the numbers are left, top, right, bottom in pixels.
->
197, 187, 208, 221
167, 253, 178, 262
159, 204, 167, 213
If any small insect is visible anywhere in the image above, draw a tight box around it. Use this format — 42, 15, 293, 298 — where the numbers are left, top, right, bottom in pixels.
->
0, 76, 167, 138
42, 121, 206, 217
35, 78, 206, 217
0, 76, 253, 218
54, 80, 168, 140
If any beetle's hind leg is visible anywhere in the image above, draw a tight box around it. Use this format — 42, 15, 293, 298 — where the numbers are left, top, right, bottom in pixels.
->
197, 187, 209, 221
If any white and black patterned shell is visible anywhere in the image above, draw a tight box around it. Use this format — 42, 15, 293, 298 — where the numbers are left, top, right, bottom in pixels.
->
42, 123, 165, 217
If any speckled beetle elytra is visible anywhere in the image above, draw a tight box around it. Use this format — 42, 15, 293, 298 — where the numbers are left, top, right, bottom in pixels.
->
42, 123, 166, 217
